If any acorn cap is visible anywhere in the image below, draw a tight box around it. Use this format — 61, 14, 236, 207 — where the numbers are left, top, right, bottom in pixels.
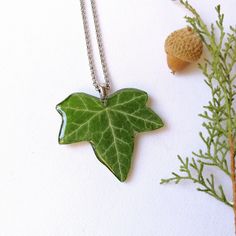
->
165, 27, 203, 63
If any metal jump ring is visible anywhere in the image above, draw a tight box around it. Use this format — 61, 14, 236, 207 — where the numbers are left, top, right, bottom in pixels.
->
99, 84, 109, 105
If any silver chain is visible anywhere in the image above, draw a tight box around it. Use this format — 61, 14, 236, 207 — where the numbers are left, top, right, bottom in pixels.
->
79, 0, 110, 100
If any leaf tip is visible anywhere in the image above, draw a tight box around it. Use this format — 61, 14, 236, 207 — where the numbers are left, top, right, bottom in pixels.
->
58, 138, 65, 144
115, 172, 128, 182
158, 119, 165, 128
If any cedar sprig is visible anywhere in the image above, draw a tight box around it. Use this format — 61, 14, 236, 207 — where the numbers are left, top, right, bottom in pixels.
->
161, 0, 236, 211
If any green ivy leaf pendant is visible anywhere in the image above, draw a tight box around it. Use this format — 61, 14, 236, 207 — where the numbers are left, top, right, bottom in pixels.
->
56, 88, 164, 182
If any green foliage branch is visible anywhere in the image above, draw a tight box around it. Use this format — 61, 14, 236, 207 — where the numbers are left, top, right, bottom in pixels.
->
161, 0, 236, 209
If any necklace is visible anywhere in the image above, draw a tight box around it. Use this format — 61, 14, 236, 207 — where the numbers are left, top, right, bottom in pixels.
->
80, 0, 110, 102
56, 0, 164, 182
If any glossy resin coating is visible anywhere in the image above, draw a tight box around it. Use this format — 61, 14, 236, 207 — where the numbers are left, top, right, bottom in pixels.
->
56, 88, 163, 181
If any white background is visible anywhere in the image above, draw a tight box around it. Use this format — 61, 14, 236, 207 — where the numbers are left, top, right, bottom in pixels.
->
0, 0, 235, 235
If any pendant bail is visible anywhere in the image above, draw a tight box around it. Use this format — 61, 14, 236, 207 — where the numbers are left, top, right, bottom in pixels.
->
99, 83, 109, 105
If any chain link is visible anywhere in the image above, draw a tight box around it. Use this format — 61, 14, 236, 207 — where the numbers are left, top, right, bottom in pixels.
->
79, 0, 111, 99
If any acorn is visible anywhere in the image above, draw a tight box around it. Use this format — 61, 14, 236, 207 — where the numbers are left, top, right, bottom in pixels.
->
164, 27, 203, 74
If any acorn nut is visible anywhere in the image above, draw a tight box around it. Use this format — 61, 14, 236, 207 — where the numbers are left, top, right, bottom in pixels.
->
165, 27, 203, 74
